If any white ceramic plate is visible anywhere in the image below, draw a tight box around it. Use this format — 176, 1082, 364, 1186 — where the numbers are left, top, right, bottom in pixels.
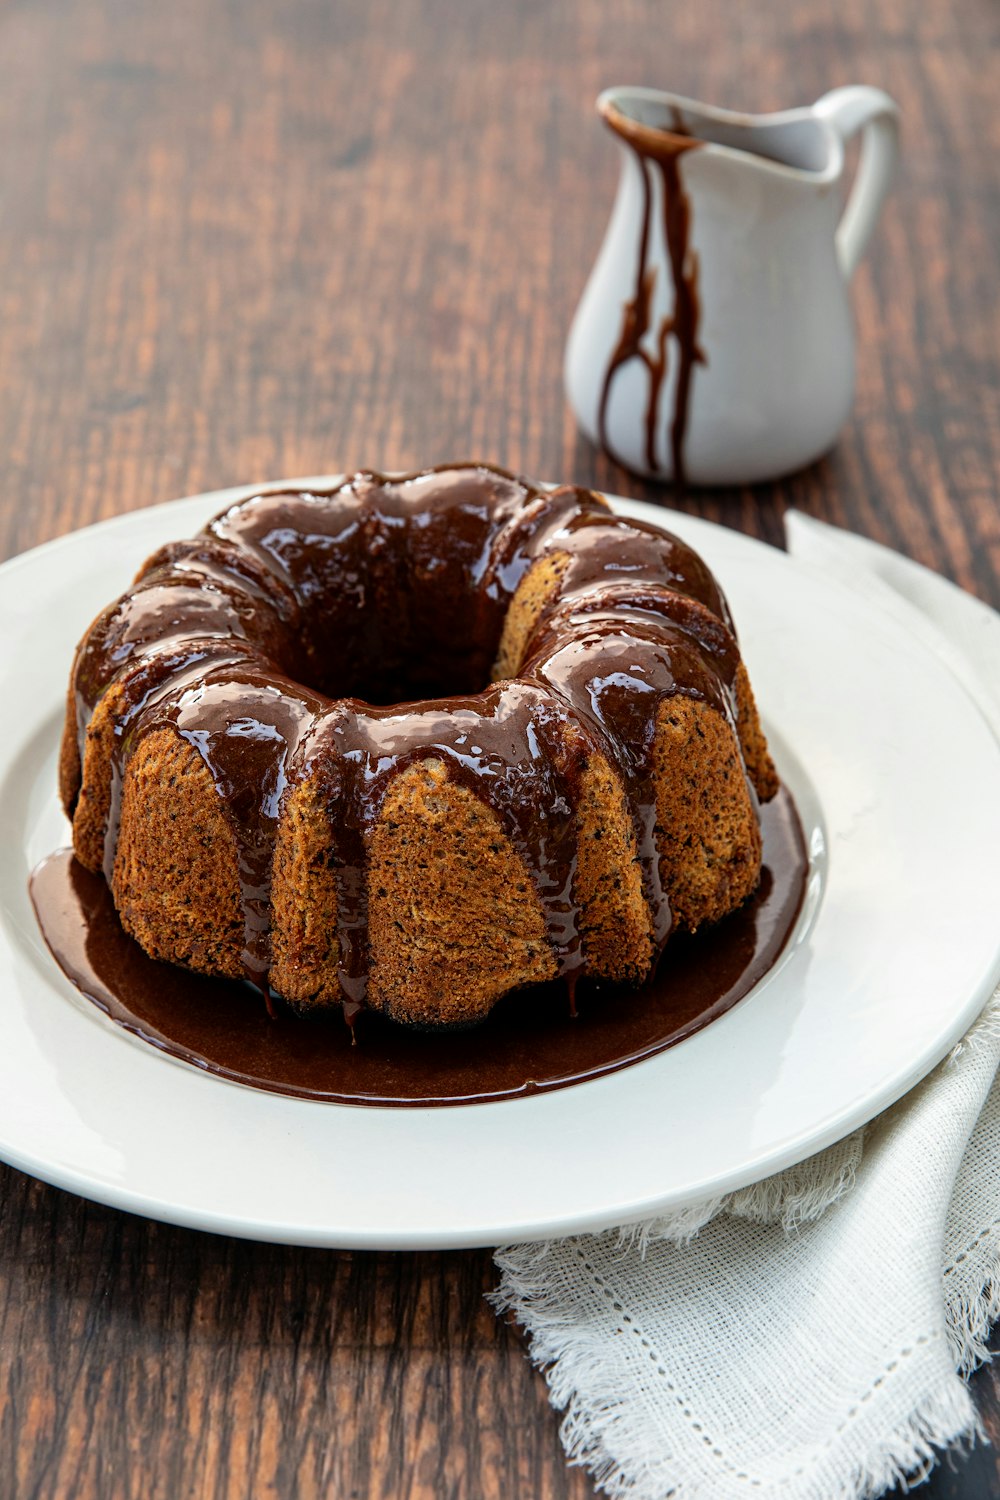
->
2, 481, 999, 1249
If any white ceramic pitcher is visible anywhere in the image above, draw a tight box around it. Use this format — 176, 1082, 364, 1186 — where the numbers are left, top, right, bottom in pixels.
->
564, 85, 900, 486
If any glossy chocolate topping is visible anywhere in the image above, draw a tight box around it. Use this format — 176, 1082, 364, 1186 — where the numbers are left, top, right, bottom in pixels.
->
67, 463, 753, 1013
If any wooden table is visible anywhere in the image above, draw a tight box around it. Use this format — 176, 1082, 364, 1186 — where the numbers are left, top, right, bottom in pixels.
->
1, 0, 998, 1494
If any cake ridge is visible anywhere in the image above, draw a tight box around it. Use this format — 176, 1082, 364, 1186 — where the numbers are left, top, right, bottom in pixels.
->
293, 680, 595, 1014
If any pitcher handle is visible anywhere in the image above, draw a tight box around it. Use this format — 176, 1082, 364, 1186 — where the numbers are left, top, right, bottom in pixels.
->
813, 86, 900, 280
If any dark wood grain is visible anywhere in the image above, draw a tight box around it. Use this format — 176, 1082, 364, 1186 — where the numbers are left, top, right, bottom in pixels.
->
1, 0, 998, 1494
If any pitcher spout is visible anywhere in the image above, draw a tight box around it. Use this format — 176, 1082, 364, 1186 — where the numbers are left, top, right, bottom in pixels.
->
598, 85, 843, 181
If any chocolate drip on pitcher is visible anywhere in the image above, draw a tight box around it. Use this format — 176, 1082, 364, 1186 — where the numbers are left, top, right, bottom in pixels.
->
597, 102, 705, 487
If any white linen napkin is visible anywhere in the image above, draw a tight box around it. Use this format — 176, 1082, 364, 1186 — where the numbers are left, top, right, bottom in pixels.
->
493, 514, 1000, 1500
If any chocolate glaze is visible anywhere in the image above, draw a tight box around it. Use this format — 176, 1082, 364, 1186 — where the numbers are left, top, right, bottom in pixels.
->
597, 103, 706, 486
29, 785, 807, 1106
66, 463, 757, 1018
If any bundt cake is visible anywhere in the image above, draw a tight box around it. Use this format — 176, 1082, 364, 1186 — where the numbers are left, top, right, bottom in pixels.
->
59, 463, 778, 1029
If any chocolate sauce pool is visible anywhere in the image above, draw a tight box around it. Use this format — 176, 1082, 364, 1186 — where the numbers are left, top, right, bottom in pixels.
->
29, 785, 806, 1108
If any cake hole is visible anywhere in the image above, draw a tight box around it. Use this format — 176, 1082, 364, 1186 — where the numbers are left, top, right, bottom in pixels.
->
300, 605, 502, 707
